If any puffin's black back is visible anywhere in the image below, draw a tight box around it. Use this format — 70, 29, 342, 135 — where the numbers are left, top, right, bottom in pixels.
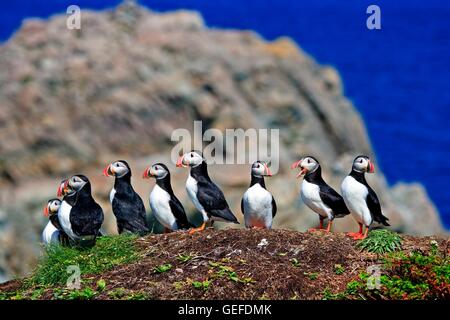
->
191, 162, 238, 223
112, 163, 149, 235
69, 178, 104, 239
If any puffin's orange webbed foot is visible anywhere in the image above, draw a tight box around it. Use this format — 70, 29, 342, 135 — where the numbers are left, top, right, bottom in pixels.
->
188, 222, 206, 235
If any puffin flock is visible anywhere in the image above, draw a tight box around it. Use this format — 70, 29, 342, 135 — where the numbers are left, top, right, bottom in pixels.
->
42, 151, 389, 248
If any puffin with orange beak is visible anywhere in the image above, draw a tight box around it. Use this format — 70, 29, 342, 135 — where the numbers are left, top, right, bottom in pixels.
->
143, 163, 192, 232
176, 151, 239, 233
341, 155, 389, 240
103, 160, 149, 235
57, 174, 104, 247
291, 156, 349, 232
42, 198, 69, 246
241, 161, 277, 229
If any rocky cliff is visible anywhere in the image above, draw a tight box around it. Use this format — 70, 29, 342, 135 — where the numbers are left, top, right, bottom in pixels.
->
0, 2, 445, 281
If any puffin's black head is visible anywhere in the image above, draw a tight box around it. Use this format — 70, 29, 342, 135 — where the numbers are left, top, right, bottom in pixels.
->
66, 174, 90, 193
103, 160, 131, 178
142, 163, 170, 180
44, 198, 62, 217
352, 155, 375, 174
176, 150, 204, 168
251, 160, 272, 177
291, 156, 320, 178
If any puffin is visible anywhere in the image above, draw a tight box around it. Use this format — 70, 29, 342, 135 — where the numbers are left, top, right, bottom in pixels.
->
57, 175, 104, 247
341, 155, 389, 240
176, 151, 239, 233
143, 163, 192, 232
291, 156, 349, 232
103, 160, 149, 235
42, 198, 69, 246
241, 160, 277, 229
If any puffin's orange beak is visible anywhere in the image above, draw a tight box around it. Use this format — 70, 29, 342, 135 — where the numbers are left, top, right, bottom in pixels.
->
103, 164, 113, 177
43, 205, 49, 217
142, 167, 152, 179
176, 156, 185, 168
291, 159, 302, 170
57, 180, 69, 197
57, 183, 64, 197
368, 160, 375, 173
291, 159, 307, 178
264, 163, 272, 176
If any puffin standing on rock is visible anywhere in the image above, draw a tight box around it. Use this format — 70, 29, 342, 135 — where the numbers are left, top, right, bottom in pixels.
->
57, 175, 104, 247
176, 151, 239, 233
291, 156, 349, 232
241, 160, 277, 229
341, 155, 389, 240
143, 163, 192, 232
42, 198, 69, 246
103, 160, 149, 235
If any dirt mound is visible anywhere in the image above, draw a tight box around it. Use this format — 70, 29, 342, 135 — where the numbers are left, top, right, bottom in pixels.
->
2, 228, 446, 300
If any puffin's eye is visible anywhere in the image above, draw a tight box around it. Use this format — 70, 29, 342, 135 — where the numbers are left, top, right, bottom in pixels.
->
360, 159, 363, 163
190, 153, 194, 158
307, 159, 311, 164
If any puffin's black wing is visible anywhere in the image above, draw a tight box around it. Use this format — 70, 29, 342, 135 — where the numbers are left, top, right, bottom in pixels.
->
318, 184, 350, 218
113, 193, 149, 234
196, 178, 238, 223
71, 201, 104, 236
366, 187, 390, 226
50, 214, 65, 233
168, 195, 192, 229
271, 196, 277, 218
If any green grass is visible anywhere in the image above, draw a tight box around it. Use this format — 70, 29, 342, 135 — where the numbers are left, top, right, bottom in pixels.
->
326, 242, 450, 300
28, 234, 140, 286
375, 249, 450, 299
357, 229, 402, 254
176, 253, 195, 263
154, 264, 173, 273
290, 258, 301, 268
334, 264, 345, 275
192, 280, 211, 291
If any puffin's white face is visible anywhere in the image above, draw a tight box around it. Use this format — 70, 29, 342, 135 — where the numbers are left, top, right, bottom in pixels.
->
352, 156, 375, 173
176, 151, 204, 168
251, 161, 272, 177
68, 175, 88, 192
44, 199, 62, 217
103, 160, 129, 178
143, 163, 169, 180
291, 156, 319, 178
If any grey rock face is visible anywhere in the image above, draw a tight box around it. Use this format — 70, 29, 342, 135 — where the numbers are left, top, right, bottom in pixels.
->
0, 3, 445, 281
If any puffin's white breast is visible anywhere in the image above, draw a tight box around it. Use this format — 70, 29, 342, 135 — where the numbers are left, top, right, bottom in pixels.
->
58, 201, 77, 240
243, 184, 273, 228
42, 221, 60, 246
341, 176, 372, 226
149, 184, 177, 230
301, 179, 332, 219
186, 175, 208, 221
109, 188, 116, 204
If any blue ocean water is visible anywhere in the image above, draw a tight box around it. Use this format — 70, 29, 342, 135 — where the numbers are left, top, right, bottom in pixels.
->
1, 1, 449, 228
